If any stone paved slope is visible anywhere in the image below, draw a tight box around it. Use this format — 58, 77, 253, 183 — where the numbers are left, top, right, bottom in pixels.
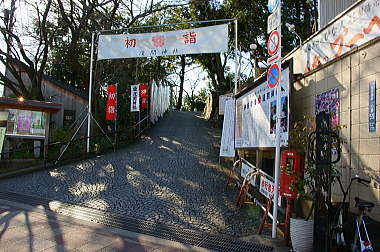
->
0, 111, 260, 236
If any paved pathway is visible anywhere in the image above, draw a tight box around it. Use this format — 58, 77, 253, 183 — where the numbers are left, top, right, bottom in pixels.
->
0, 111, 260, 236
0, 199, 210, 252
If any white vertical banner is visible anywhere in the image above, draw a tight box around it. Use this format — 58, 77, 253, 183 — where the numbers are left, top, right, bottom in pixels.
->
131, 84, 140, 112
220, 99, 235, 157
150, 80, 155, 123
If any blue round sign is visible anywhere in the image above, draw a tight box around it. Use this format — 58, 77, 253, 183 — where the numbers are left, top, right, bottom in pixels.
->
268, 0, 279, 13
268, 64, 280, 88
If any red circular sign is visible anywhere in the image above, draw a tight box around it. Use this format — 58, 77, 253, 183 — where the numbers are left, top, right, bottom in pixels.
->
268, 30, 280, 56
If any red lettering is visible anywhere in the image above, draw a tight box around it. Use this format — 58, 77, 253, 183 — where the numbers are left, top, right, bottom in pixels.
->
125, 38, 136, 48
183, 32, 197, 44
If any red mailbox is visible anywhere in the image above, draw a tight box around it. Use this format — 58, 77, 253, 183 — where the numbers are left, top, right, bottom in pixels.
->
280, 151, 304, 198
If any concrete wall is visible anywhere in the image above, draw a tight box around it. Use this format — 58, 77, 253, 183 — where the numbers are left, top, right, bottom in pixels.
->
292, 39, 380, 220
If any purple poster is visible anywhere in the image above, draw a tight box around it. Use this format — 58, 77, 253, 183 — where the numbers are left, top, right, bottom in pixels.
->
315, 88, 340, 127
17, 110, 32, 133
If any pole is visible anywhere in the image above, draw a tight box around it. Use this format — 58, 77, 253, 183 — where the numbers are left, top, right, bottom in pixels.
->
272, 2, 282, 238
114, 84, 117, 148
87, 32, 95, 153
234, 19, 238, 95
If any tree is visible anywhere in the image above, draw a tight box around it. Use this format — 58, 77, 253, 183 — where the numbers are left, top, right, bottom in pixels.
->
176, 55, 186, 110
0, 0, 54, 100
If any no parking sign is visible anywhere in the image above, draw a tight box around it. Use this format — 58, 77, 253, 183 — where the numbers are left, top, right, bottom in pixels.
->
267, 63, 280, 88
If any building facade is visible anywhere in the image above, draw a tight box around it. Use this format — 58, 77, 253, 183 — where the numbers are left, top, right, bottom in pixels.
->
286, 0, 380, 220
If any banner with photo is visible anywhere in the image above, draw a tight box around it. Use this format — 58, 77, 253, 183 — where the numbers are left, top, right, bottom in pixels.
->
97, 24, 228, 60
235, 67, 290, 148
0, 111, 8, 154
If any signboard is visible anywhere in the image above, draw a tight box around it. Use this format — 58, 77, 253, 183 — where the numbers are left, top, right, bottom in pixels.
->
0, 111, 8, 154
98, 24, 229, 60
220, 99, 236, 157
219, 94, 234, 115
106, 85, 117, 120
369, 80, 376, 132
267, 7, 281, 33
3, 109, 46, 137
268, 30, 280, 55
301, 0, 380, 73
259, 176, 275, 199
131, 84, 140, 112
267, 63, 280, 88
235, 67, 290, 148
241, 162, 256, 186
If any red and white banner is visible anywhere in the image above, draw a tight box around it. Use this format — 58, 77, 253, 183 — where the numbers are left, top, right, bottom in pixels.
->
140, 83, 148, 109
131, 84, 140, 112
97, 24, 228, 60
106, 85, 116, 120
302, 0, 380, 73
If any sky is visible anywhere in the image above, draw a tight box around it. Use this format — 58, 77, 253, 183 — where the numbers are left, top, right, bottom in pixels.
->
0, 0, 253, 100
0, 0, 32, 96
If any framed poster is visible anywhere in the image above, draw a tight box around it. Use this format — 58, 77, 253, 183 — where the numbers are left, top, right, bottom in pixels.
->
235, 66, 291, 148
315, 88, 340, 127
17, 110, 32, 134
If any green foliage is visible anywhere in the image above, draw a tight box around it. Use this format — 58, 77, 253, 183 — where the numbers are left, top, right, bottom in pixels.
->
183, 87, 209, 111
48, 127, 85, 161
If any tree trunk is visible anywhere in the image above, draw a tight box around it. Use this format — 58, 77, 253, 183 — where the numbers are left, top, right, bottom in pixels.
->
176, 55, 185, 110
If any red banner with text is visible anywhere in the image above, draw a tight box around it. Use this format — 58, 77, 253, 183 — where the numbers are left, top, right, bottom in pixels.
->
140, 83, 148, 109
106, 85, 116, 120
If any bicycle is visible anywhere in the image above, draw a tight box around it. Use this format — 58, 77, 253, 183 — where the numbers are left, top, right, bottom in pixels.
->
331, 175, 375, 251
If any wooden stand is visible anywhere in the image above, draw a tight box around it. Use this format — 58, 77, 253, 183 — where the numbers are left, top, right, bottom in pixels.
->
224, 159, 240, 190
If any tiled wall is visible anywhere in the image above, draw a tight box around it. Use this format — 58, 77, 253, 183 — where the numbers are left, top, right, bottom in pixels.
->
292, 40, 380, 221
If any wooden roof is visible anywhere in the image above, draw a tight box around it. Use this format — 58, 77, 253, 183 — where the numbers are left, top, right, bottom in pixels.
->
0, 97, 61, 113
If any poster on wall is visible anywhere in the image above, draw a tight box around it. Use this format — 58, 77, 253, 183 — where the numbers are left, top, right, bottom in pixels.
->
30, 112, 45, 135
0, 111, 8, 154
6, 109, 17, 133
219, 99, 235, 157
315, 88, 340, 127
235, 66, 290, 148
17, 110, 32, 134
